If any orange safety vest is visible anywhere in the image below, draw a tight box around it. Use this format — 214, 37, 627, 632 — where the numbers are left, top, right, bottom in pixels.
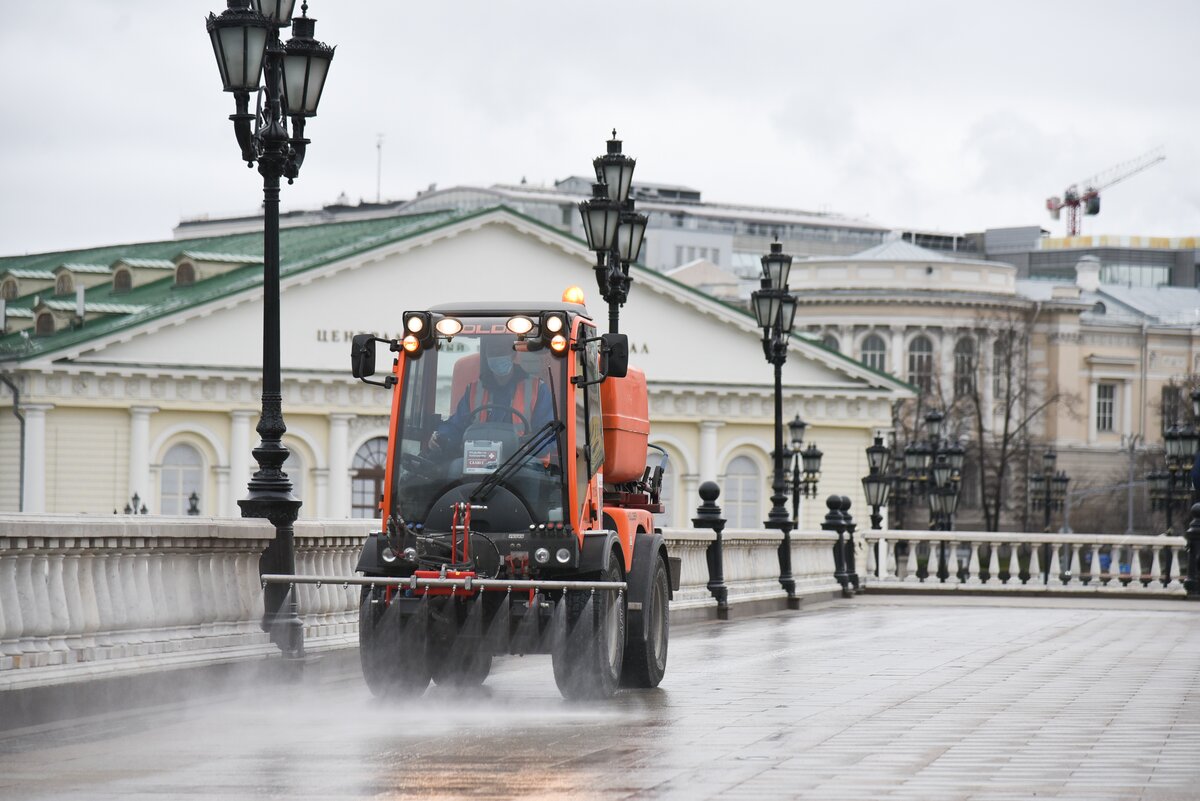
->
466, 377, 539, 434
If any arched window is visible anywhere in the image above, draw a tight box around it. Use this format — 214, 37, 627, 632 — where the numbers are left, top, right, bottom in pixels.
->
723, 455, 761, 529
56, 274, 73, 295
820, 334, 840, 352
160, 443, 203, 515
1092, 301, 1106, 315
352, 437, 388, 519
113, 268, 132, 293
860, 334, 887, 371
1, 279, 16, 300
907, 335, 934, 392
175, 263, 196, 287
954, 338, 977, 397
35, 312, 55, 336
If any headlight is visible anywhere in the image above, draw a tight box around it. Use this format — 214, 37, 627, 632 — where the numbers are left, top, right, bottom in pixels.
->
381, 547, 397, 564
555, 548, 571, 564
435, 317, 463, 337
506, 316, 535, 336
534, 548, 550, 565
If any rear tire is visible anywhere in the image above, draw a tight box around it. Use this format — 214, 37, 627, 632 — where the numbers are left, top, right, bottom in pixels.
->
552, 557, 626, 701
621, 555, 669, 688
358, 586, 431, 699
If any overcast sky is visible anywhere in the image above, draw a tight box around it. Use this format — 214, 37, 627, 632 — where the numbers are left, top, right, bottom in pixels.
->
2, 1, 1198, 256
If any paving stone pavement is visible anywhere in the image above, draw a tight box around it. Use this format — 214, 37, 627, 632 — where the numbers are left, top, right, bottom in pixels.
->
0, 595, 1197, 800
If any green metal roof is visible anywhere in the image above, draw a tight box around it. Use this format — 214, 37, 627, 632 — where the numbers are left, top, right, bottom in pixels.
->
0, 209, 464, 360
113, 258, 175, 270
2, 268, 55, 280
57, 263, 112, 274
178, 251, 261, 264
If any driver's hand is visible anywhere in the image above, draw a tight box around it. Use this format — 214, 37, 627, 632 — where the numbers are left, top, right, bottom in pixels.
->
428, 431, 443, 452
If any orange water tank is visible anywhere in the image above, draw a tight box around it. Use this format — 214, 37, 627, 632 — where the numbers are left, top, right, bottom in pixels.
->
599, 367, 650, 483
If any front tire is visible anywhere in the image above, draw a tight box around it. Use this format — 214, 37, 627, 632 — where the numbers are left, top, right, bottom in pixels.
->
621, 555, 669, 688
552, 557, 626, 701
358, 586, 431, 699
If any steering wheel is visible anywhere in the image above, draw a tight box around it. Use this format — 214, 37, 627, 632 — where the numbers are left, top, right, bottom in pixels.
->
401, 451, 441, 479
465, 403, 530, 433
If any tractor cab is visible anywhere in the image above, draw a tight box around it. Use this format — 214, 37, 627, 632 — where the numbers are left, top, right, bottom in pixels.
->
350, 299, 631, 583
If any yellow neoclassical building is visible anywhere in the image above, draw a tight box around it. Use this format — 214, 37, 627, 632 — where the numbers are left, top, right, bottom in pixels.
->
0, 207, 911, 531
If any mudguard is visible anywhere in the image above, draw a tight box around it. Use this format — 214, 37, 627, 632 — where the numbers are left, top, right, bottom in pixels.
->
577, 529, 621, 576
626, 530, 669, 625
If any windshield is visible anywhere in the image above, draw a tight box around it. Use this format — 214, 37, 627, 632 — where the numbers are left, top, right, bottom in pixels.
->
391, 319, 568, 533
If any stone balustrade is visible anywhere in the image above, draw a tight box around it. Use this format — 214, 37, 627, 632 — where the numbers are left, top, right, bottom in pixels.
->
861, 530, 1189, 596
0, 515, 841, 687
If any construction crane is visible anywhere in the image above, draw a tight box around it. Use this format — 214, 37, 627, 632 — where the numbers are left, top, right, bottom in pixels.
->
1045, 146, 1165, 236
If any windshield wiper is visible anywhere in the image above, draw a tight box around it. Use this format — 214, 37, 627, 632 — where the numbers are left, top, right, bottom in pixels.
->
470, 420, 564, 504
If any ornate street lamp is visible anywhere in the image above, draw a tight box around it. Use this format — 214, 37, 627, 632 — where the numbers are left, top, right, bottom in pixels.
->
578, 131, 646, 334
862, 434, 892, 575
750, 241, 800, 607
786, 414, 822, 526
1187, 388, 1200, 596
206, 0, 336, 659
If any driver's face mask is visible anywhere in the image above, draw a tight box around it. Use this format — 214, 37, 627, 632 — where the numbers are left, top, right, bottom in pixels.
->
487, 355, 514, 377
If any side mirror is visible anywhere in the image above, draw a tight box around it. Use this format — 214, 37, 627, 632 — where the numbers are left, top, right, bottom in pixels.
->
600, 333, 629, 379
350, 334, 376, 378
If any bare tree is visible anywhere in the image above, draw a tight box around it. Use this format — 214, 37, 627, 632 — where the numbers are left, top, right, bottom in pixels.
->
892, 308, 1078, 531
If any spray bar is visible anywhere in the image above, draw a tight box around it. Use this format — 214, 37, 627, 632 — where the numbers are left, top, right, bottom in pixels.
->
261, 573, 626, 592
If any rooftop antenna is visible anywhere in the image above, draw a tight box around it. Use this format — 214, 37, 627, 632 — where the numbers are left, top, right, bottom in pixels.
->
375, 134, 384, 204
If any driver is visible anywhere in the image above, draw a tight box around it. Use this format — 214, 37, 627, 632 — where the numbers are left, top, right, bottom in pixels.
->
430, 335, 553, 454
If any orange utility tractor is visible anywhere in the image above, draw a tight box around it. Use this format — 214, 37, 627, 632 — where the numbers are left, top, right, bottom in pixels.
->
323, 295, 675, 700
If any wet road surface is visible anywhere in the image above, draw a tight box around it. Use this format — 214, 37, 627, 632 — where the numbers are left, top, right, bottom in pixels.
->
1, 595, 1198, 800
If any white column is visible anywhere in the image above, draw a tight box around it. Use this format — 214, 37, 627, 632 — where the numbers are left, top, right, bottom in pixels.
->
328, 413, 353, 519
889, 326, 906, 377
22, 403, 52, 513
229, 410, 256, 516
698, 421, 724, 484
128, 406, 157, 512
940, 330, 956, 396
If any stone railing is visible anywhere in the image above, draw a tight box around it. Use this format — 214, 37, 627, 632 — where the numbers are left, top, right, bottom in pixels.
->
0, 515, 365, 688
860, 530, 1189, 596
661, 528, 843, 618
0, 515, 841, 686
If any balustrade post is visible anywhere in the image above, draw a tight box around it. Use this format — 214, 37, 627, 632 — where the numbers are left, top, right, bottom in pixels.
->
1048, 545, 1062, 588
1063, 543, 1079, 588
1166, 545, 1184, 591
903, 540, 919, 583
693, 481, 729, 620
1148, 547, 1164, 590
0, 549, 25, 660
966, 540, 982, 586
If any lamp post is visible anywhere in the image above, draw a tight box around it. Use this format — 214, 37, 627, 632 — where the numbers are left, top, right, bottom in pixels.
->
1183, 388, 1200, 597
750, 241, 800, 607
892, 410, 963, 580
1156, 424, 1195, 536
1029, 449, 1068, 533
862, 434, 891, 577
578, 131, 647, 335
787, 414, 823, 527
205, 0, 335, 658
